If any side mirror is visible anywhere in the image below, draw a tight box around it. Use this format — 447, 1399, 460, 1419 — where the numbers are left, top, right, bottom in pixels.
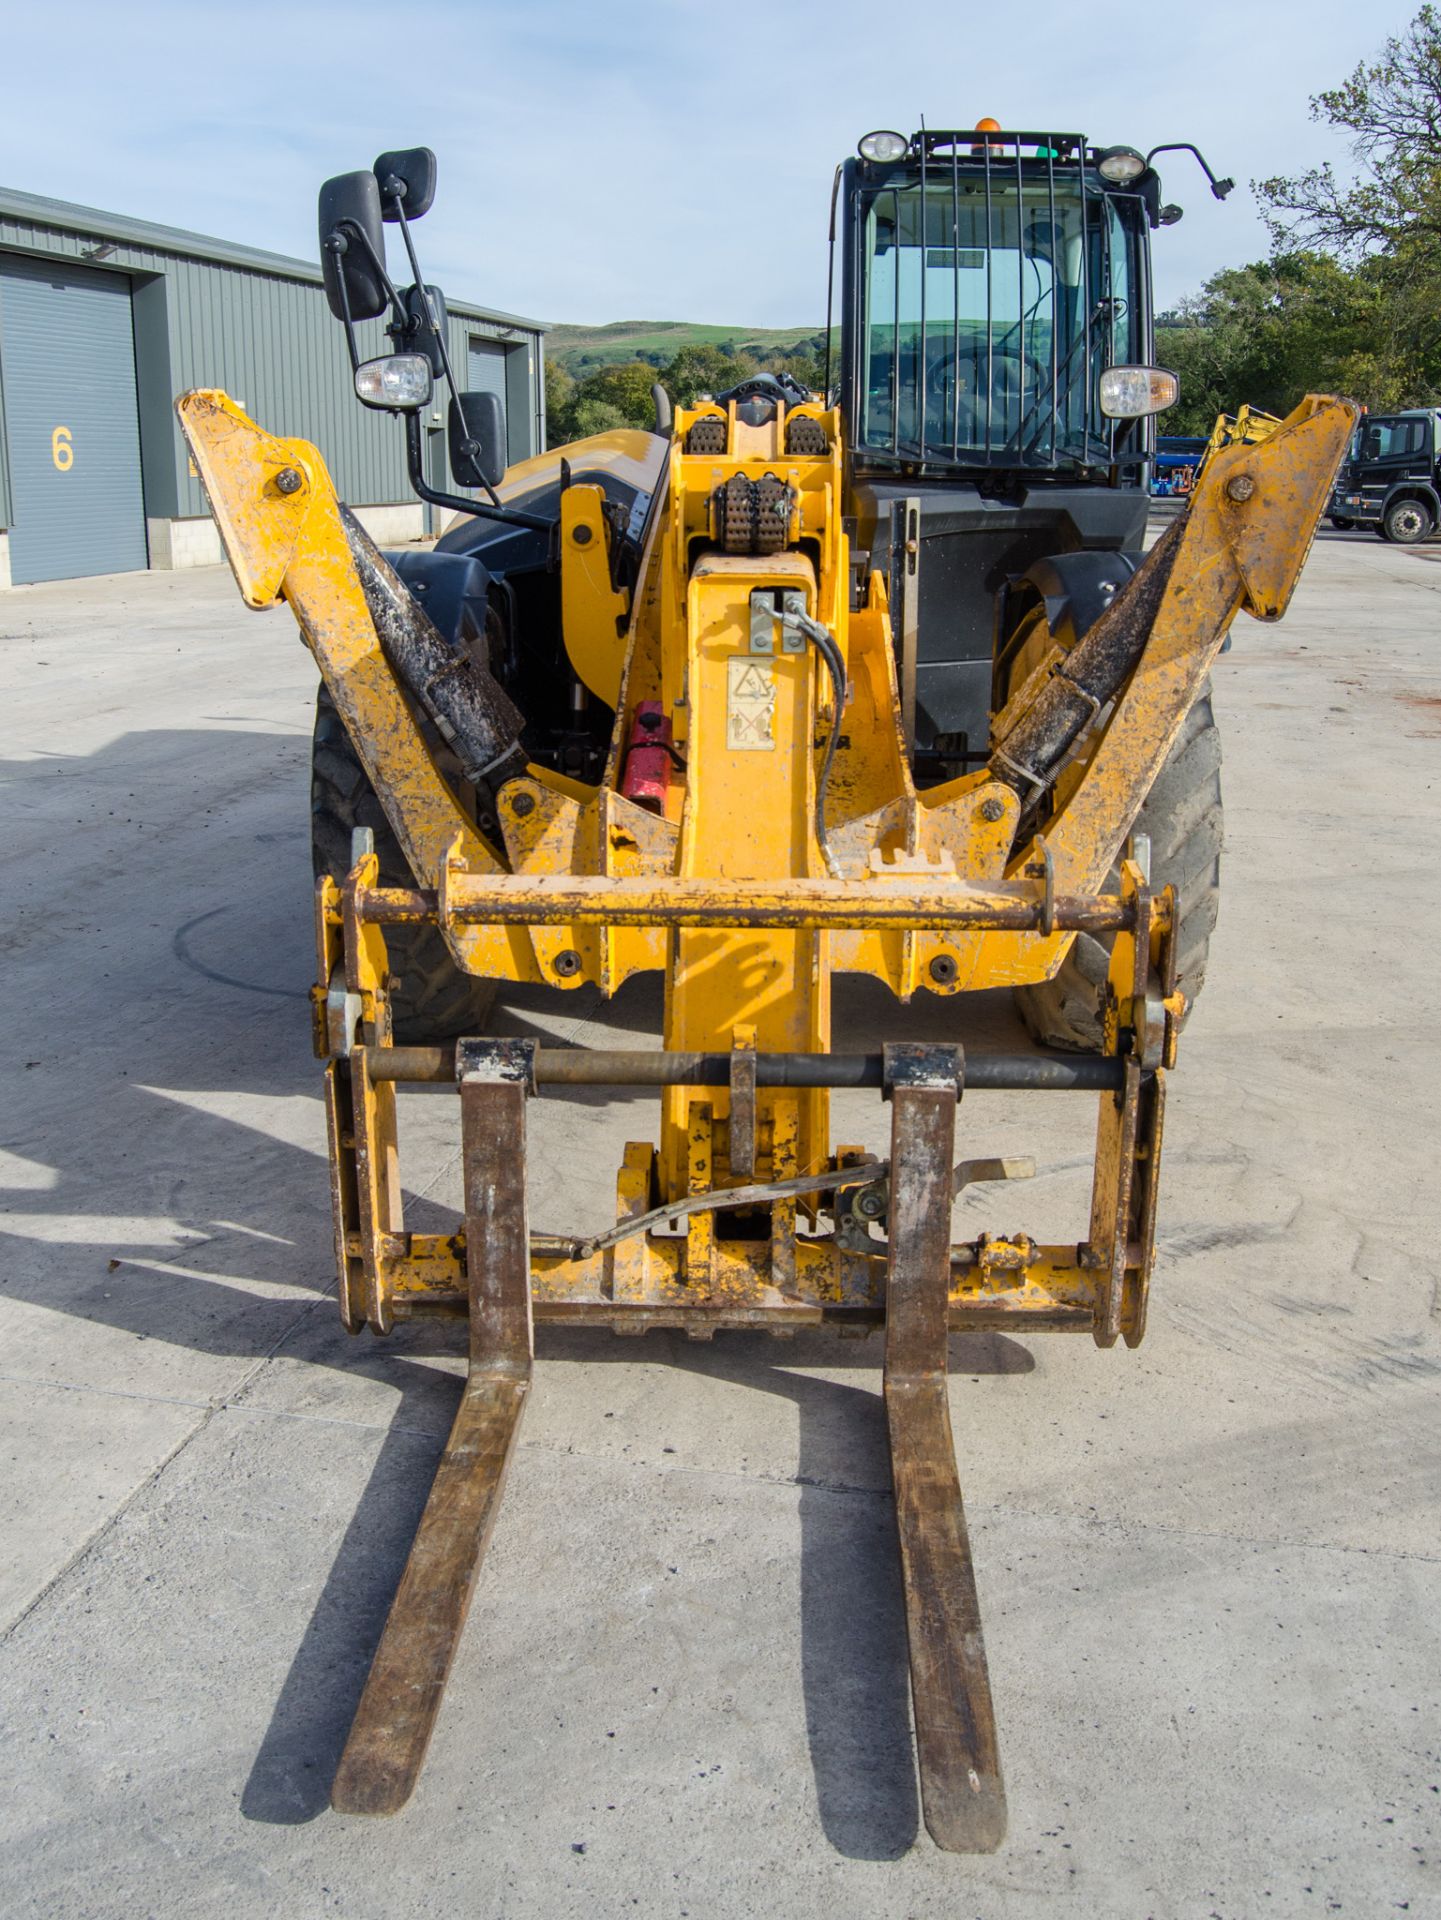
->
404, 283, 448, 375
449, 391, 507, 491
374, 147, 438, 221
318, 170, 388, 321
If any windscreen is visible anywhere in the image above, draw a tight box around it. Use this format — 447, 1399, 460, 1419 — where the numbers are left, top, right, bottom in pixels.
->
858, 168, 1131, 469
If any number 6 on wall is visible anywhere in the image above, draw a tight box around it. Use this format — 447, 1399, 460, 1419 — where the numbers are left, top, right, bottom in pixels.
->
52, 426, 74, 471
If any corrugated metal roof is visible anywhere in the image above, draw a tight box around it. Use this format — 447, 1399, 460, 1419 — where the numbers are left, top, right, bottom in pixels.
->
0, 184, 546, 332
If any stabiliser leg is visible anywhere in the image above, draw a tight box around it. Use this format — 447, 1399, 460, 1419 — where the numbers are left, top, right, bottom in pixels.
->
331, 1040, 535, 1816
882, 1045, 1006, 1852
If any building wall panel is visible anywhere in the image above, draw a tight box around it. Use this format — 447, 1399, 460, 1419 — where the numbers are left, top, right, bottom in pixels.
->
0, 188, 545, 559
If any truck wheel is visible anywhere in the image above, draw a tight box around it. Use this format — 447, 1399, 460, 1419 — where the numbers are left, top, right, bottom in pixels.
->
1014, 693, 1223, 1053
1382, 498, 1434, 544
1329, 515, 1355, 531
310, 684, 497, 1043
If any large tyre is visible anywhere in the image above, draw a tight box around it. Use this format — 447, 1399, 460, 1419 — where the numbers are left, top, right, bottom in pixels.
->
311, 685, 497, 1043
1014, 693, 1223, 1052
1382, 497, 1433, 544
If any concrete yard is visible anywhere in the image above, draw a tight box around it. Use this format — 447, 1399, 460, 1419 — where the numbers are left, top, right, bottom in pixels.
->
1, 527, 1438, 1919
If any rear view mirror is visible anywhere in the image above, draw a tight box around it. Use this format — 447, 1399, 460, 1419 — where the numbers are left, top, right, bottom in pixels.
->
374, 147, 438, 221
449, 391, 507, 491
318, 170, 388, 321
405, 283, 448, 376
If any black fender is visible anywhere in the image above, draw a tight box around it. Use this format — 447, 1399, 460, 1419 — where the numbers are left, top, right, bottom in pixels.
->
1012, 549, 1145, 649
995, 549, 1145, 705
384, 547, 494, 651
1382, 479, 1441, 519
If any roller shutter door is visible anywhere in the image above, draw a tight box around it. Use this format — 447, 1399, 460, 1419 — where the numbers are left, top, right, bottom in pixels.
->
468, 336, 516, 460
0, 254, 147, 584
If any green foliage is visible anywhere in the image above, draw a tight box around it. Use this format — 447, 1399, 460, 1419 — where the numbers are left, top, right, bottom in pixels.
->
1256, 5, 1441, 272
1156, 252, 1426, 430
1160, 7, 1441, 430
662, 342, 758, 407
543, 333, 835, 448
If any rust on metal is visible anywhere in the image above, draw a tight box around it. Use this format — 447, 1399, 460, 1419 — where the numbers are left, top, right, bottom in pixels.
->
331, 1045, 533, 1817
883, 1048, 1006, 1852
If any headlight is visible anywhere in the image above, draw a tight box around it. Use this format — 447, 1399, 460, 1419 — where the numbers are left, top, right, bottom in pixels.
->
1097, 145, 1147, 185
1100, 365, 1179, 418
858, 129, 909, 163
355, 354, 433, 410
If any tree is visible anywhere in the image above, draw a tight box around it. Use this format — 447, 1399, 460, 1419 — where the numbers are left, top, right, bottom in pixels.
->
543, 356, 576, 448
547, 359, 660, 446
659, 343, 758, 407
1157, 252, 1421, 430
1256, 6, 1441, 270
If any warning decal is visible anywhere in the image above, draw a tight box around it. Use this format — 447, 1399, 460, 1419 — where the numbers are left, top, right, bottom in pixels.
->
726, 654, 777, 751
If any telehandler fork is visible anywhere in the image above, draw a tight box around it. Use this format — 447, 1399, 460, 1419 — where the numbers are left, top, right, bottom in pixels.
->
179, 378, 1352, 1850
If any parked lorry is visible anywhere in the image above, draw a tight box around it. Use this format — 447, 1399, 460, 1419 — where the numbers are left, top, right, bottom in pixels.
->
1330, 407, 1441, 541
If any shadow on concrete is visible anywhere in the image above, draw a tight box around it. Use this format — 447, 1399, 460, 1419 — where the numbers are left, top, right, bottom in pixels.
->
2, 721, 1040, 1857
238, 1323, 1033, 1861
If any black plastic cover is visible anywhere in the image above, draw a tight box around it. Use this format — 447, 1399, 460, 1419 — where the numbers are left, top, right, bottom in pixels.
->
318, 171, 388, 321
374, 147, 438, 221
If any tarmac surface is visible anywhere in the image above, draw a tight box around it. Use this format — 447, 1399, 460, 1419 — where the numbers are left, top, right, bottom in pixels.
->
1, 524, 1438, 1918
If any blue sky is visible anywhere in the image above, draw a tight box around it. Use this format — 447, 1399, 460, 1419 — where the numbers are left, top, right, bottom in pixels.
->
1, 0, 1421, 328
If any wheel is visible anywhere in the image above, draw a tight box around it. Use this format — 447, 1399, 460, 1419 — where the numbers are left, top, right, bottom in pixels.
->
1382, 498, 1433, 544
1007, 637, 1223, 1053
311, 684, 497, 1043
1329, 515, 1355, 531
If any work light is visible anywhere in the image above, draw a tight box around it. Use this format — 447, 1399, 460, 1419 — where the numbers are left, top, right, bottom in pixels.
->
355, 354, 433, 411
1096, 145, 1146, 185
858, 130, 909, 163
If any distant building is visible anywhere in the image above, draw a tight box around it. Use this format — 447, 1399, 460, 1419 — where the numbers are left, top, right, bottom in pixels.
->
0, 187, 546, 588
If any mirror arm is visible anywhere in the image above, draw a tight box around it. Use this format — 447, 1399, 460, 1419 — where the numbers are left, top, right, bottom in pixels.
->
1143, 142, 1234, 200
334, 218, 409, 332
381, 182, 466, 409
326, 237, 363, 372
402, 410, 555, 536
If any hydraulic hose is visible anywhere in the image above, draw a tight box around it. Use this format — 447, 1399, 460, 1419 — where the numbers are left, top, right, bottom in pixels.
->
777, 603, 848, 877
990, 518, 1183, 801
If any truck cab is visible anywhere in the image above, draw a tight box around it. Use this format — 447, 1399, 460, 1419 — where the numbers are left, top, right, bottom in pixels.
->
1330, 408, 1441, 543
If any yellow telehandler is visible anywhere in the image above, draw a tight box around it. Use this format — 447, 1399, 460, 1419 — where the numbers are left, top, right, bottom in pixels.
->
178, 128, 1353, 1852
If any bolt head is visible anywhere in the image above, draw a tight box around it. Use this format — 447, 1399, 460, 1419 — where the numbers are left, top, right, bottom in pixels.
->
1226, 474, 1256, 503
929, 954, 959, 986
979, 795, 1005, 823
571, 524, 593, 545
274, 467, 304, 496
510, 790, 536, 817
554, 949, 582, 977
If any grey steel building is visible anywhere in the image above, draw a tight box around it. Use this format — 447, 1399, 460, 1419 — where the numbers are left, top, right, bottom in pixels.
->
0, 187, 546, 588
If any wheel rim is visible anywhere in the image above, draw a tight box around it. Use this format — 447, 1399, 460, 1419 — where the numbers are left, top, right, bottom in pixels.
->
1393, 505, 1426, 539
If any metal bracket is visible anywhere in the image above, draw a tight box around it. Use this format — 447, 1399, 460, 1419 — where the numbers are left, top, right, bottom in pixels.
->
455, 1036, 538, 1091
748, 587, 807, 654
883, 1041, 965, 1097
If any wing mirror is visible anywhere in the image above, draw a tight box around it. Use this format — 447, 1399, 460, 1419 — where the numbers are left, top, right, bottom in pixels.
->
374, 147, 437, 221
318, 170, 388, 322
449, 391, 507, 490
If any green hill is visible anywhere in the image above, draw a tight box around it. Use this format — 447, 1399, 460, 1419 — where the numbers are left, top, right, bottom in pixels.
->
547, 319, 827, 374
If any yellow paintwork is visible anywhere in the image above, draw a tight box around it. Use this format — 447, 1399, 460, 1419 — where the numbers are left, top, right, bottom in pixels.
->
176, 382, 1354, 1333
559, 484, 631, 704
